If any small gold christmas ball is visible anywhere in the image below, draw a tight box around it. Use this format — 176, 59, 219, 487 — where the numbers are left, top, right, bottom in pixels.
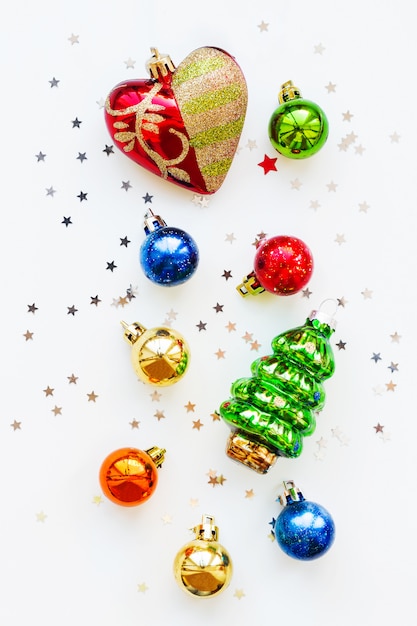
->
173, 539, 233, 598
121, 321, 190, 386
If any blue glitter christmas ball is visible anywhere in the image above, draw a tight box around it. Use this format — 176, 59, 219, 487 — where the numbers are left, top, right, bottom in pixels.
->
275, 498, 335, 560
140, 223, 199, 287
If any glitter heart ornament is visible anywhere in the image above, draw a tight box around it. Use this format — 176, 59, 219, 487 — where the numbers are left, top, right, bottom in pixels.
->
105, 47, 248, 194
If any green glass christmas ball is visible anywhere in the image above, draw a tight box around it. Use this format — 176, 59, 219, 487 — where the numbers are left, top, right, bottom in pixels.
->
268, 81, 329, 159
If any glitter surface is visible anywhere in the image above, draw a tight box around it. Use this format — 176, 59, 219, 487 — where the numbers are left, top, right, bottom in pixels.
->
172, 47, 248, 192
140, 226, 199, 286
274, 499, 335, 560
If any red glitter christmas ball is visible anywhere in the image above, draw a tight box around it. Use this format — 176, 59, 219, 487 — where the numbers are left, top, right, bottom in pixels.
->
253, 235, 313, 295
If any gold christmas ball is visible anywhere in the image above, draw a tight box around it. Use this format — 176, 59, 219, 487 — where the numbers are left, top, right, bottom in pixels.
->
173, 516, 233, 598
121, 321, 190, 386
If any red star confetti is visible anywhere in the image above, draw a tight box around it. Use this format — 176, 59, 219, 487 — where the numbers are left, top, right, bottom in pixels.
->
258, 154, 277, 174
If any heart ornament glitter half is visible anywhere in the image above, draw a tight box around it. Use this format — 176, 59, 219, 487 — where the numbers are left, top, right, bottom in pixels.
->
105, 47, 248, 194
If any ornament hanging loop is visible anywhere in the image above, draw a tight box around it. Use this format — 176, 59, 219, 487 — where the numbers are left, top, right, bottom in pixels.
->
309, 298, 338, 329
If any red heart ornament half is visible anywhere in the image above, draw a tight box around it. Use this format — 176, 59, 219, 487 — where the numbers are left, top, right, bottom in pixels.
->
105, 47, 248, 195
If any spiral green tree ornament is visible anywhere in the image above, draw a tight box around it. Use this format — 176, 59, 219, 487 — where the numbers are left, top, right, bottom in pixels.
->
219, 305, 336, 473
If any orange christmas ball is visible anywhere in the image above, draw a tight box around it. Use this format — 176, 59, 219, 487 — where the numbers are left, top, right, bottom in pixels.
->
99, 446, 165, 506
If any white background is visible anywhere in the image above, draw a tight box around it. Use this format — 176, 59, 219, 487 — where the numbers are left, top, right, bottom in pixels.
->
1, 1, 416, 624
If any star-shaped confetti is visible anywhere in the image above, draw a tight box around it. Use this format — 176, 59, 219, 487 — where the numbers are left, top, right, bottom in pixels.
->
28, 303, 38, 313
11, 420, 22, 431
258, 154, 277, 174
49, 77, 60, 88
87, 391, 98, 402
257, 20, 269, 32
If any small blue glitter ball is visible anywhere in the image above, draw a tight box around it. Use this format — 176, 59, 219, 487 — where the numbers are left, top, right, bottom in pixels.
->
275, 499, 335, 561
140, 226, 199, 287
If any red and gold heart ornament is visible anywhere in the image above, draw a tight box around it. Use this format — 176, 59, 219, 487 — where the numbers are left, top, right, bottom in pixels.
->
105, 47, 248, 195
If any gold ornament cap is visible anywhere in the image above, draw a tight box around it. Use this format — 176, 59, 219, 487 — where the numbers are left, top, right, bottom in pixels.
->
146, 47, 176, 79
236, 270, 265, 297
278, 80, 302, 104
226, 431, 278, 474
173, 515, 233, 598
121, 320, 190, 386
145, 446, 166, 468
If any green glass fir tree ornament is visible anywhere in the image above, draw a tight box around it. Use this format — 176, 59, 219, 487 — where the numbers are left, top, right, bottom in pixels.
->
219, 304, 336, 473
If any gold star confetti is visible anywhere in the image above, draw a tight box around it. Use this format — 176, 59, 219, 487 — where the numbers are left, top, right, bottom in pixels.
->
189, 498, 199, 508
217, 474, 227, 485
166, 309, 178, 321
342, 110, 354, 122
92, 495, 103, 505
150, 390, 162, 401
36, 511, 47, 522
314, 42, 325, 54
43, 386, 54, 397
137, 583, 149, 593
326, 180, 338, 192
11, 420, 21, 431
215, 349, 226, 359
245, 489, 254, 498
225, 233, 236, 243
250, 340, 261, 351
325, 81, 336, 93
154, 410, 165, 421
23, 330, 34, 341
390, 331, 401, 343
359, 201, 370, 213
290, 178, 302, 190
68, 33, 79, 44
130, 419, 140, 429
161, 513, 173, 524
124, 57, 136, 68
242, 332, 253, 343
361, 287, 373, 299
246, 139, 257, 150
225, 321, 236, 332
192, 419, 204, 430
385, 380, 397, 392
87, 391, 98, 402
211, 411, 220, 421
51, 406, 62, 416
257, 20, 269, 31
67, 373, 78, 384
234, 589, 245, 600
185, 401, 196, 412
208, 475, 218, 487
335, 233, 346, 245
355, 144, 365, 155
389, 131, 400, 143
309, 200, 320, 210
